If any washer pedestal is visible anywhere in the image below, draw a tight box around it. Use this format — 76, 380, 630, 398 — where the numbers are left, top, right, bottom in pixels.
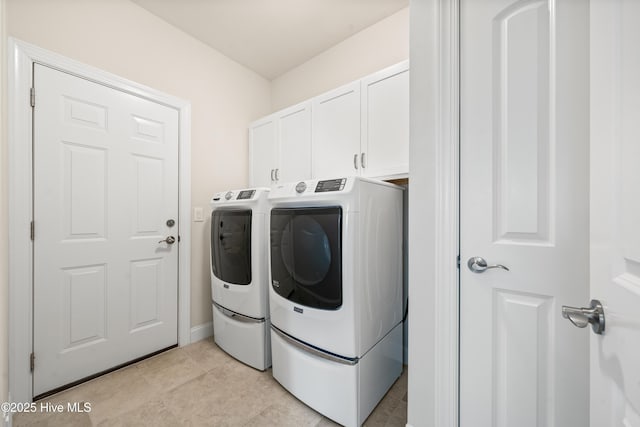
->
212, 302, 271, 371
270, 323, 403, 426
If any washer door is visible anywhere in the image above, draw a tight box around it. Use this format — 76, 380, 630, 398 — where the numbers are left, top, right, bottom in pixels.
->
270, 207, 342, 310
211, 209, 252, 285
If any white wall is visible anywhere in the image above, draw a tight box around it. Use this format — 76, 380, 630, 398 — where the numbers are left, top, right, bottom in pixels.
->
270, 7, 409, 112
0, 0, 8, 417
6, 0, 272, 331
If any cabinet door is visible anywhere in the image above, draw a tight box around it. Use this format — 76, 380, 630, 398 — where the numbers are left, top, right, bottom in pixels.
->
312, 81, 361, 179
278, 102, 312, 183
249, 117, 277, 187
361, 61, 410, 179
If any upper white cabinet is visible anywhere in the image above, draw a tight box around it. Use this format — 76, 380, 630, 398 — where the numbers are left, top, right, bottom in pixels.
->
249, 102, 312, 187
361, 61, 409, 179
249, 116, 277, 187
278, 102, 312, 183
311, 81, 361, 179
249, 61, 409, 185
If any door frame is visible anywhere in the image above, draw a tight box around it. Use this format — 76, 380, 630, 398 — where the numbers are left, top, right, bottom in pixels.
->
407, 0, 459, 425
7, 38, 192, 403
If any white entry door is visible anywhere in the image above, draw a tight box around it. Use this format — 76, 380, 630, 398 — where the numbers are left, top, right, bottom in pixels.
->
33, 64, 179, 397
459, 0, 590, 425
589, 0, 640, 424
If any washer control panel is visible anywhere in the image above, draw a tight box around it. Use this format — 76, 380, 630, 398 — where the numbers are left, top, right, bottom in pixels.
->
212, 188, 264, 203
237, 189, 256, 200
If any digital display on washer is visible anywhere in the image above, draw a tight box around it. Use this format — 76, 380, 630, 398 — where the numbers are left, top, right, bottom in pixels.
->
315, 178, 346, 193
236, 190, 255, 200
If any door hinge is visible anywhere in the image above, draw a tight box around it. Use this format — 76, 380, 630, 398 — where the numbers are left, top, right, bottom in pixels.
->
178, 235, 181, 242
457, 254, 461, 269
30, 352, 35, 372
30, 87, 35, 108
30, 221, 34, 241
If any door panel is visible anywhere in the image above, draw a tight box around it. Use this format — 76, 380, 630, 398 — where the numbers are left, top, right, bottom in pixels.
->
211, 210, 252, 285
63, 143, 107, 239
590, 0, 640, 425
270, 207, 343, 310
33, 64, 179, 396
459, 0, 589, 425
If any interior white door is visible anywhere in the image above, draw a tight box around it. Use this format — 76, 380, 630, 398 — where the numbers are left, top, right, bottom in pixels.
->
589, 0, 640, 425
459, 1, 590, 425
33, 64, 179, 397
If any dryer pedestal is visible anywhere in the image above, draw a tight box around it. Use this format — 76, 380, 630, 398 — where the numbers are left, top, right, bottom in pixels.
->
270, 322, 403, 426
212, 302, 271, 371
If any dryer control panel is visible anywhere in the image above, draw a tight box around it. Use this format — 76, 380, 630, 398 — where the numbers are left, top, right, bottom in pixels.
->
315, 178, 346, 193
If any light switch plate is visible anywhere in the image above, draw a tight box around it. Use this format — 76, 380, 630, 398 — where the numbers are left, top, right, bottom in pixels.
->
193, 207, 204, 222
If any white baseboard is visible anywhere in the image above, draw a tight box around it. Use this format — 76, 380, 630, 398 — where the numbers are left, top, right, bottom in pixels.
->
190, 321, 213, 343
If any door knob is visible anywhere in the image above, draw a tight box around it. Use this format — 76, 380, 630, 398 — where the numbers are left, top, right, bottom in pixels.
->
467, 257, 509, 273
562, 299, 605, 335
158, 236, 176, 245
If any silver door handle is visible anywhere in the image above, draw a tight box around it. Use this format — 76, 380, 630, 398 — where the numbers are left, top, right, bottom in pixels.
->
361, 152, 366, 168
158, 236, 176, 244
353, 154, 359, 170
562, 299, 605, 335
275, 168, 280, 181
270, 169, 275, 181
467, 256, 509, 273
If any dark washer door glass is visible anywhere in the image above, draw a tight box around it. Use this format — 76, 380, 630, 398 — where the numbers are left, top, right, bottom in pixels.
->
211, 209, 252, 285
270, 207, 342, 310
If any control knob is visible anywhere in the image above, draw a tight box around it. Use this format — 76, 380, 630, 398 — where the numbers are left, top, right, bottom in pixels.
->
295, 182, 307, 193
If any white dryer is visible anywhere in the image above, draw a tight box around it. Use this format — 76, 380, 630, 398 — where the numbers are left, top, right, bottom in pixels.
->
210, 188, 271, 370
268, 177, 403, 427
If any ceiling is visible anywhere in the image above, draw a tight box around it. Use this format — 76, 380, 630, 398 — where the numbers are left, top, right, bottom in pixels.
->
131, 0, 409, 80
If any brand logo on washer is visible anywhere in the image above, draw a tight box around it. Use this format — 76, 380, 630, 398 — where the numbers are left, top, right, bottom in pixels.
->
294, 307, 303, 314
272, 280, 280, 288
223, 284, 229, 289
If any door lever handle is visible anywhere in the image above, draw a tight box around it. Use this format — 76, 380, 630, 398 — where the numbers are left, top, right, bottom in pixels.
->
467, 257, 509, 273
158, 236, 176, 245
562, 299, 605, 335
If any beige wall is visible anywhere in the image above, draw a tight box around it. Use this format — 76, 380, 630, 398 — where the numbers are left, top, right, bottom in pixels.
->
1, 0, 8, 413
6, 0, 272, 330
270, 7, 409, 112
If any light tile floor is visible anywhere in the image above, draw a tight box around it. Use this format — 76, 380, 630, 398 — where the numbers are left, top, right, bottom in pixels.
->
14, 338, 407, 426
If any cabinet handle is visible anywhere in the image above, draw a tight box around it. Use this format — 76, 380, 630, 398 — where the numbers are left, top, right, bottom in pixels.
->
353, 154, 358, 170
361, 153, 366, 169
275, 168, 280, 181
270, 169, 275, 181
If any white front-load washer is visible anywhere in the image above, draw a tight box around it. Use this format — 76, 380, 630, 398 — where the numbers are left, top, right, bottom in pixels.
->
210, 188, 271, 370
268, 177, 404, 426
